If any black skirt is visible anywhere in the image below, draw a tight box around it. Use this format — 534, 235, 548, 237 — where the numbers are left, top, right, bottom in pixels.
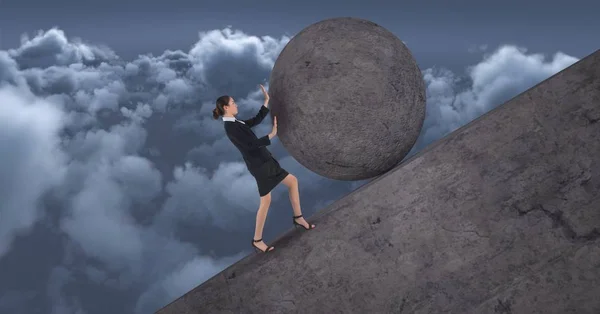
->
249, 157, 289, 197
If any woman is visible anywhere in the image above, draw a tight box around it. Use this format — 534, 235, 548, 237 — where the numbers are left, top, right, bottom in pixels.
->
212, 84, 316, 253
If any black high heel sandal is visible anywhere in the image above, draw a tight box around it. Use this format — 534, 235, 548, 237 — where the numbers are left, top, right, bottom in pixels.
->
293, 214, 316, 230
251, 238, 274, 253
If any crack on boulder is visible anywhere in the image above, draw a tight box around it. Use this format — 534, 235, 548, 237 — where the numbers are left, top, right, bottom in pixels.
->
395, 297, 407, 313
325, 161, 354, 168
382, 122, 390, 131
584, 112, 599, 124
494, 298, 513, 313
374, 237, 394, 249
580, 177, 592, 186
517, 204, 600, 243
325, 160, 369, 169
440, 225, 490, 238
274, 298, 296, 307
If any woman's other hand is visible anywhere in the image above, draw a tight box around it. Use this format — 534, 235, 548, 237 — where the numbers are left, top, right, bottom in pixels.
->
269, 116, 277, 139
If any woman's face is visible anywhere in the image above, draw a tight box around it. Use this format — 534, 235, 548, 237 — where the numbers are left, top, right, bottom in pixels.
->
225, 97, 238, 115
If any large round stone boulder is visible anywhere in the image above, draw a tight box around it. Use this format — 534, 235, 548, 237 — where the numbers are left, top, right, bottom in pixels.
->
268, 17, 426, 181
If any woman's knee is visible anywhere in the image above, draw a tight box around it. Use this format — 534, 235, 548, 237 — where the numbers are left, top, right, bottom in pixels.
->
287, 174, 298, 186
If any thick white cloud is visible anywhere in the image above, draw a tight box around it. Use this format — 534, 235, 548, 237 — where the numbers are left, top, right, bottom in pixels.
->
155, 161, 261, 231
62, 166, 148, 272
0, 52, 27, 87
9, 28, 117, 69
189, 29, 289, 99
0, 25, 582, 314
190, 28, 287, 75
0, 86, 66, 259
410, 45, 579, 153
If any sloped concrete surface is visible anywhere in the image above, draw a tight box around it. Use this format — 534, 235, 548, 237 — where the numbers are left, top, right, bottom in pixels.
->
156, 49, 600, 314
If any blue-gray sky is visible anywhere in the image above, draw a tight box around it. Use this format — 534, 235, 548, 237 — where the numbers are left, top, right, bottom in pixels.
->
2, 0, 597, 70
0, 1, 597, 313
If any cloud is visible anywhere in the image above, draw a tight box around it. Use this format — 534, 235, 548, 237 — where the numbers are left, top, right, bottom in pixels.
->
0, 51, 27, 87
0, 25, 582, 314
189, 29, 285, 95
47, 267, 87, 314
62, 167, 148, 273
0, 85, 66, 259
155, 161, 261, 231
408, 45, 579, 154
9, 28, 118, 69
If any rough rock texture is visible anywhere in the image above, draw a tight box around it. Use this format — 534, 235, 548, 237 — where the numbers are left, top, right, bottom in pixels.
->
268, 17, 426, 181
157, 49, 600, 314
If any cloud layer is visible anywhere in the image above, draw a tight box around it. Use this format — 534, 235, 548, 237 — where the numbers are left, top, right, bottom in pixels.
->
0, 27, 579, 314
411, 46, 578, 152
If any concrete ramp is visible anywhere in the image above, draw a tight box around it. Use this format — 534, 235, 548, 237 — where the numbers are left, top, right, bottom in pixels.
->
157, 49, 600, 314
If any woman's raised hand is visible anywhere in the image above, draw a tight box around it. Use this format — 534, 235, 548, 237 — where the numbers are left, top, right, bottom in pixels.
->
259, 84, 270, 103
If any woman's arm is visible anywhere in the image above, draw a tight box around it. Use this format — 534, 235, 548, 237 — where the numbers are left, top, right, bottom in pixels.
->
227, 123, 271, 150
241, 84, 271, 127
241, 105, 270, 128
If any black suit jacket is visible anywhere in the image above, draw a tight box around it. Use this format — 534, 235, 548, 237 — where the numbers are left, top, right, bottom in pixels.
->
224, 105, 273, 171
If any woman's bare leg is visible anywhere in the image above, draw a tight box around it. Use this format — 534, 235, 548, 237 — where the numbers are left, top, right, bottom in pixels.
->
254, 192, 274, 251
281, 174, 315, 229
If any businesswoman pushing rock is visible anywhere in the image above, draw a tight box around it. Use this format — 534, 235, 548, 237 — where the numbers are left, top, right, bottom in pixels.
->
212, 84, 316, 253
